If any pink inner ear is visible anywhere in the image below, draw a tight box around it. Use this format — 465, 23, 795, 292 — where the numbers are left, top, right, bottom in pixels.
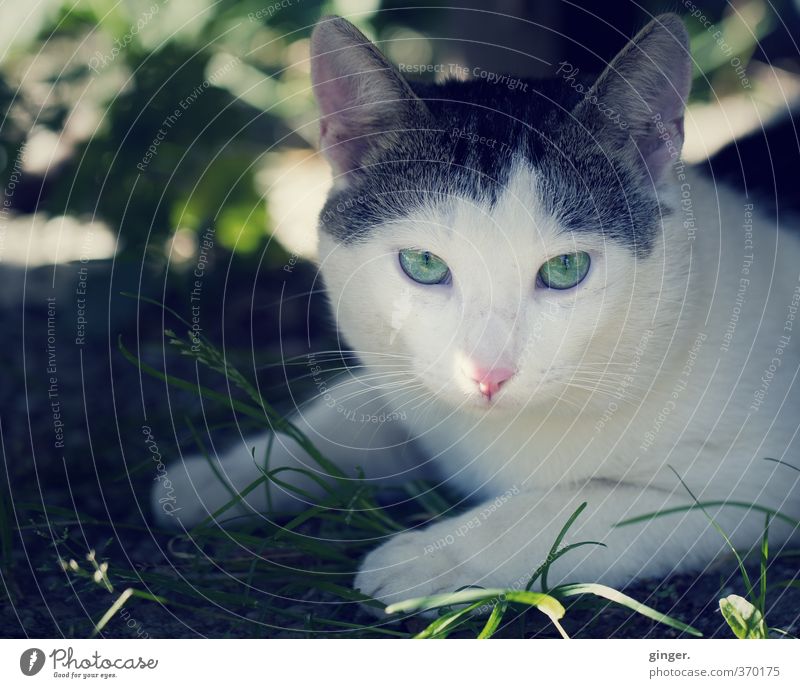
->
310, 48, 364, 175
316, 108, 375, 179
580, 15, 692, 180
633, 50, 691, 177
310, 17, 425, 180
640, 114, 685, 178
311, 45, 364, 129
310, 18, 393, 178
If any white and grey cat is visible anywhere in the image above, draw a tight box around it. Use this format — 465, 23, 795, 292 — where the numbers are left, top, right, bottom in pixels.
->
155, 14, 800, 609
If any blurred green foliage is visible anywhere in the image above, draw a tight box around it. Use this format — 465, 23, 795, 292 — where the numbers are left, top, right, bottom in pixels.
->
0, 0, 337, 260
0, 0, 793, 265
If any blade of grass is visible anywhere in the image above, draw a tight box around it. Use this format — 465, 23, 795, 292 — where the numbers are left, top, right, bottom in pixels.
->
529, 541, 606, 593
501, 591, 569, 638
477, 600, 508, 639
83, 568, 407, 637
528, 502, 586, 592
119, 336, 264, 422
262, 432, 275, 512
671, 468, 755, 601
387, 588, 567, 638
91, 588, 167, 637
415, 601, 487, 638
120, 335, 347, 482
524, 501, 605, 593
403, 480, 453, 518
554, 582, 702, 636
616, 467, 800, 613
775, 580, 800, 589
763, 457, 800, 472
189, 475, 268, 533
185, 416, 239, 503
260, 468, 397, 535
615, 501, 798, 529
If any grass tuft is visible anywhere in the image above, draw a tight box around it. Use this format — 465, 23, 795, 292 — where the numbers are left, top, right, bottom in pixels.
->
617, 463, 800, 639
35, 323, 712, 637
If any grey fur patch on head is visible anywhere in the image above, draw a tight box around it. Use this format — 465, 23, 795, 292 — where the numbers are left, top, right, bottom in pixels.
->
310, 14, 691, 257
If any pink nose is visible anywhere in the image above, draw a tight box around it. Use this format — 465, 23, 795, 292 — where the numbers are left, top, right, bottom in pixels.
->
462, 363, 515, 399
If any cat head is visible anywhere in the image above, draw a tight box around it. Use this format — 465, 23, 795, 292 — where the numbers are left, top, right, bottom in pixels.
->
309, 14, 692, 414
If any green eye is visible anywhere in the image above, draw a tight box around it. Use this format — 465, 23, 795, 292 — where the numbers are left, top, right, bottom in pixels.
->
538, 252, 591, 290
399, 249, 451, 285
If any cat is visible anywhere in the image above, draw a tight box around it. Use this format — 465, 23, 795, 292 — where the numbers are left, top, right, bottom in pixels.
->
154, 13, 800, 611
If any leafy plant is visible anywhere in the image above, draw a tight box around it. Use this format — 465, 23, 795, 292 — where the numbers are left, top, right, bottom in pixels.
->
719, 595, 767, 639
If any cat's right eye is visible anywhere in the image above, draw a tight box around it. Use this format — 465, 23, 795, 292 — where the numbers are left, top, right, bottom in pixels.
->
399, 249, 451, 285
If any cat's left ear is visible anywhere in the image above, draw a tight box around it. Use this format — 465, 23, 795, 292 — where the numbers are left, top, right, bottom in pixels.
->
573, 14, 691, 179
310, 16, 430, 184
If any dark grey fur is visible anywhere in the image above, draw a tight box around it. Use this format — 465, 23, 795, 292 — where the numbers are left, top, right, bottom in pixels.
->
319, 75, 664, 256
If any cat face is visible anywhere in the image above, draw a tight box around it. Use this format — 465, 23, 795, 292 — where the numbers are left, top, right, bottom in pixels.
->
318, 165, 683, 413
310, 15, 691, 413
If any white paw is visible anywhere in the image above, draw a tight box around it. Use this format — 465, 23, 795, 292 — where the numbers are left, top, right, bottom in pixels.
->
150, 455, 233, 529
150, 452, 274, 529
355, 528, 480, 611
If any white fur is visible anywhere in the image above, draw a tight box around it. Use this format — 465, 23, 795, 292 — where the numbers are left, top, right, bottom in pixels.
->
155, 161, 800, 609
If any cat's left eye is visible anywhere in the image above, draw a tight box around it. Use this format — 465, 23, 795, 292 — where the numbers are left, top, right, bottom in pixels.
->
538, 251, 591, 290
399, 249, 451, 285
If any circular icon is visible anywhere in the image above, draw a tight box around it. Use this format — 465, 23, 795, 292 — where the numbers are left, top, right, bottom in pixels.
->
20, 648, 45, 677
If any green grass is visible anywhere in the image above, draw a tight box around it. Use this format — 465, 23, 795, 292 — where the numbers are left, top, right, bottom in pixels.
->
13, 317, 794, 638
6, 318, 796, 638
617, 463, 800, 639
101, 324, 705, 638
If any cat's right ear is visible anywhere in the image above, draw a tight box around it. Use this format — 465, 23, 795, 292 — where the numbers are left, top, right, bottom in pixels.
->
310, 16, 429, 184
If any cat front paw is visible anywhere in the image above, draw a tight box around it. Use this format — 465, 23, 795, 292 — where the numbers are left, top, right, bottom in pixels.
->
354, 528, 480, 612
150, 453, 271, 529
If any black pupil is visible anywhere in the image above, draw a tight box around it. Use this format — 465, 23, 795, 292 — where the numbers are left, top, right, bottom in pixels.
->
423, 252, 431, 266
561, 255, 572, 270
